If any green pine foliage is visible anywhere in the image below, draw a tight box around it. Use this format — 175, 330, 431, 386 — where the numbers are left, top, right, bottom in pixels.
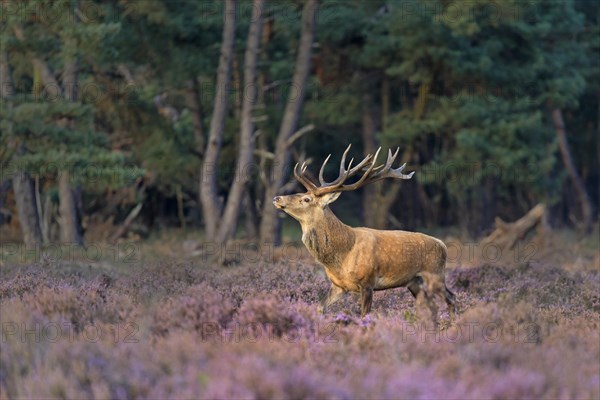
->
1, 0, 596, 233
2, 0, 142, 194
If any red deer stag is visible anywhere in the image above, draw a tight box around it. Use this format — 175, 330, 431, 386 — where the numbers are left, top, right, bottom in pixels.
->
273, 145, 456, 320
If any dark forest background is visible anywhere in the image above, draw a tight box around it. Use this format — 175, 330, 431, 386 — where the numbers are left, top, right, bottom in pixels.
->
1, 0, 598, 250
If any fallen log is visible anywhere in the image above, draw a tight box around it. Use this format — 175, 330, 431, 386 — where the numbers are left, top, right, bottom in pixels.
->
464, 203, 550, 266
109, 202, 143, 244
482, 203, 547, 251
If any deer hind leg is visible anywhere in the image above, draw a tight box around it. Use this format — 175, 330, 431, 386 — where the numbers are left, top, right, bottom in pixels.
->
426, 290, 439, 327
318, 284, 346, 314
407, 277, 422, 299
413, 273, 440, 327
444, 285, 457, 318
360, 286, 374, 318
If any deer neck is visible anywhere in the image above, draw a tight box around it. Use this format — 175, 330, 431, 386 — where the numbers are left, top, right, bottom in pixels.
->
301, 207, 355, 268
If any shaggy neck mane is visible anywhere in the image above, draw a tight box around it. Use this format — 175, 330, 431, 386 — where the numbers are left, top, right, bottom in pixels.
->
301, 207, 355, 268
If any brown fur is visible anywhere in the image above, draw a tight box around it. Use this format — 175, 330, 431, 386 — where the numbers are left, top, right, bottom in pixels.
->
274, 192, 455, 319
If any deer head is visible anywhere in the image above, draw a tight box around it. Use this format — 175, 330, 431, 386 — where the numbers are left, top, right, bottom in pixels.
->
273, 144, 414, 224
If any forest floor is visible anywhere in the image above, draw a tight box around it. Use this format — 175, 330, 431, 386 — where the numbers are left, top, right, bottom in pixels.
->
0, 228, 598, 399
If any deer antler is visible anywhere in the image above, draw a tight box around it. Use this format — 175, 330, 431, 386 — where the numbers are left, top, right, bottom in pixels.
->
293, 161, 318, 192
293, 144, 415, 195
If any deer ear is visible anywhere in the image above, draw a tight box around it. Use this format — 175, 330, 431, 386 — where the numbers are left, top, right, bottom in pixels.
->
320, 192, 341, 205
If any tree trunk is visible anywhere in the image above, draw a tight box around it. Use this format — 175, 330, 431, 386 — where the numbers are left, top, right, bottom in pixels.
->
2, 50, 42, 247
362, 75, 421, 230
200, 0, 237, 239
58, 171, 82, 244
41, 191, 53, 243
59, 40, 84, 245
32, 58, 62, 99
369, 79, 429, 229
253, 12, 274, 241
186, 76, 205, 156
373, 185, 402, 229
551, 108, 593, 233
0, 181, 10, 226
232, 53, 242, 120
361, 90, 379, 227
243, 190, 259, 238
13, 171, 43, 247
1, 50, 15, 99
259, 0, 318, 245
216, 0, 264, 247
381, 75, 390, 128
20, 15, 84, 245
63, 59, 78, 102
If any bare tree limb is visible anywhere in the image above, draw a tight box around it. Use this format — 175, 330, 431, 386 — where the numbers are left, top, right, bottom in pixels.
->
254, 149, 275, 160
286, 124, 315, 148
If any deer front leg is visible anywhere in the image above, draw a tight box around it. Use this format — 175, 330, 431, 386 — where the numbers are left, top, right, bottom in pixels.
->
318, 284, 346, 314
360, 286, 374, 318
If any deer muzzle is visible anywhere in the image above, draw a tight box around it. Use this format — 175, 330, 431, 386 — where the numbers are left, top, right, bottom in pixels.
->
273, 196, 285, 209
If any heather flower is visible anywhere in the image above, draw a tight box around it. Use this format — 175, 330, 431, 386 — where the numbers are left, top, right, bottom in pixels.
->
0, 257, 597, 399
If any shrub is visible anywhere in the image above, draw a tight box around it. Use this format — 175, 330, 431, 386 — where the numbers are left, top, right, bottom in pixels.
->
152, 283, 234, 338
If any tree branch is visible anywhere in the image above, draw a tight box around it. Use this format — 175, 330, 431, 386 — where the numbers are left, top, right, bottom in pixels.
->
286, 124, 315, 148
